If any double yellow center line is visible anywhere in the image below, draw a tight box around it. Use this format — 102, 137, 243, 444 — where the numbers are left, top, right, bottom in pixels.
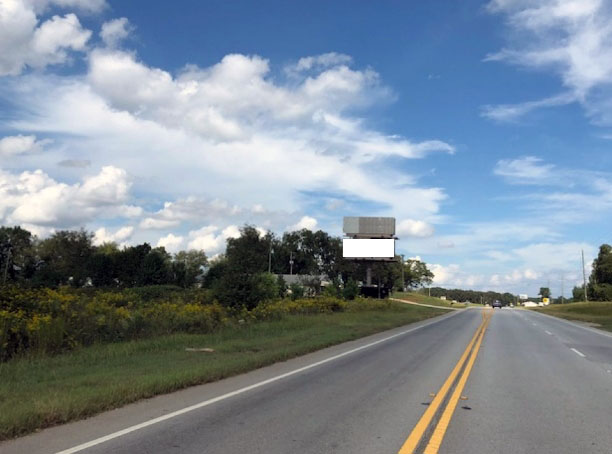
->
398, 309, 492, 454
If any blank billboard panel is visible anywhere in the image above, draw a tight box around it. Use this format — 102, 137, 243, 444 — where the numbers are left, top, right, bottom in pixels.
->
342, 238, 395, 258
343, 217, 395, 236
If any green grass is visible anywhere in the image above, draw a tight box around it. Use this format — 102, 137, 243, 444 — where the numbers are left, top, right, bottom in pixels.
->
391, 291, 467, 308
0, 302, 445, 440
532, 301, 612, 332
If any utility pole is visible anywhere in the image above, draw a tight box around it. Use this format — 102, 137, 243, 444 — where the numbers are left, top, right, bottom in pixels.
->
2, 242, 11, 286
289, 251, 294, 276
582, 250, 588, 302
561, 275, 564, 304
268, 243, 272, 273
400, 254, 405, 292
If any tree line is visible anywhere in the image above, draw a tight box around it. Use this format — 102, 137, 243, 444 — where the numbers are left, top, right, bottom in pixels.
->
424, 287, 517, 305
0, 225, 435, 308
0, 227, 207, 289
573, 243, 612, 302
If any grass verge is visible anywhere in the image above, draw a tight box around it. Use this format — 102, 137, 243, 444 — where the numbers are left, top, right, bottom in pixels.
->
532, 301, 612, 332
0, 301, 445, 440
391, 291, 467, 308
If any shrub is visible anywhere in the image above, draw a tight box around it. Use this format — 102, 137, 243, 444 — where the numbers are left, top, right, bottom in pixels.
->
0, 286, 227, 361
289, 283, 304, 300
342, 278, 359, 300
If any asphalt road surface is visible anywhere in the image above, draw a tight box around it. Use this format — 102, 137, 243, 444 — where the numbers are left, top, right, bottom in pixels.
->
3, 307, 612, 454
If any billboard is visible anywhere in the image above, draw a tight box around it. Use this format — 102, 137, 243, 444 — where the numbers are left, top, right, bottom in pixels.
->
519, 294, 528, 300
343, 217, 395, 237
342, 238, 395, 258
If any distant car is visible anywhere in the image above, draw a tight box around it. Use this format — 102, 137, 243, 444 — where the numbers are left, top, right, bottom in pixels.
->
492, 301, 502, 309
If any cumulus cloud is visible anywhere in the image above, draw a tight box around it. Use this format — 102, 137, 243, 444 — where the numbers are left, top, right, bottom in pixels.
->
99, 17, 132, 48
186, 224, 241, 254
484, 0, 612, 123
93, 225, 133, 245
0, 134, 49, 156
0, 165, 138, 228
5, 51, 450, 228
397, 219, 434, 238
289, 216, 318, 231
156, 233, 184, 253
430, 263, 484, 288
0, 1, 92, 76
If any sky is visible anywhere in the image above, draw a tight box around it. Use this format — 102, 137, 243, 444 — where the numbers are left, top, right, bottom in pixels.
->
1, 0, 612, 297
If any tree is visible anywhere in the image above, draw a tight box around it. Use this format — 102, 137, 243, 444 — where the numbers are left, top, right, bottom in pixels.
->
0, 226, 36, 284
539, 287, 551, 299
87, 251, 118, 287
202, 255, 228, 289
115, 243, 151, 286
572, 286, 586, 302
403, 259, 434, 289
34, 230, 94, 287
225, 225, 270, 274
212, 226, 279, 308
588, 244, 612, 301
172, 250, 207, 287
137, 247, 171, 286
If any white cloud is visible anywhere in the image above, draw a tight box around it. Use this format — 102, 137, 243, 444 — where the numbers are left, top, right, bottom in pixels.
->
484, 0, 612, 123
185, 224, 241, 254
100, 17, 132, 48
6, 52, 450, 228
0, 0, 92, 76
430, 263, 485, 289
29, 0, 107, 14
511, 242, 595, 270
0, 134, 49, 156
482, 92, 576, 122
93, 225, 133, 245
289, 52, 353, 74
397, 219, 435, 238
139, 196, 242, 230
156, 233, 184, 253
492, 157, 612, 223
289, 215, 318, 231
0, 165, 137, 228
494, 156, 555, 182
139, 218, 179, 230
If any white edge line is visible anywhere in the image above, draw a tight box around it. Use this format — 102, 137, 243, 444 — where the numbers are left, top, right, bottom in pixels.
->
55, 311, 462, 454
570, 347, 586, 358
528, 310, 612, 339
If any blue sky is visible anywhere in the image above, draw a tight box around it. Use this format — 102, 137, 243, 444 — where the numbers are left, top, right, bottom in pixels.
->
1, 0, 612, 296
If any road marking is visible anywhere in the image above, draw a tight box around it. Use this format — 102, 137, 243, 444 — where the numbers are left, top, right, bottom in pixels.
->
571, 348, 586, 358
528, 311, 612, 339
389, 298, 461, 311
398, 311, 489, 454
54, 311, 462, 454
545, 330, 553, 335
423, 314, 490, 454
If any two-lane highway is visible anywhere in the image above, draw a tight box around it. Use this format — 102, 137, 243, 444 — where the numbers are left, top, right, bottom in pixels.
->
3, 307, 612, 454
